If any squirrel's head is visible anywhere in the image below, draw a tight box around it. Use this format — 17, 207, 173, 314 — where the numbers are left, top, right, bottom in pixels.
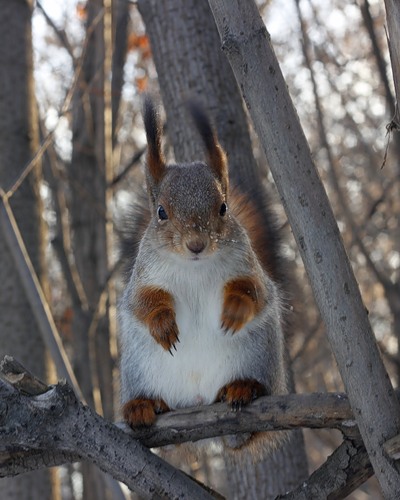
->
143, 97, 231, 260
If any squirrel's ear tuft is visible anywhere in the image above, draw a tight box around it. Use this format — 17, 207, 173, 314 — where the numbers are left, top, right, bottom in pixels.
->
188, 101, 229, 195
143, 96, 166, 185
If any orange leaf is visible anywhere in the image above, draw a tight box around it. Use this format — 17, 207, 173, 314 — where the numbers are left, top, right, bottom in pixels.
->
76, 2, 87, 21
135, 75, 148, 93
128, 33, 151, 56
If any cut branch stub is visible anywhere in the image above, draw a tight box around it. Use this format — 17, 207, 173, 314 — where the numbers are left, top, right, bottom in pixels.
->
0, 355, 49, 396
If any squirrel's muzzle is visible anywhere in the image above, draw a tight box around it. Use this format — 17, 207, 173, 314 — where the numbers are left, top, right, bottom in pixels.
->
186, 238, 206, 255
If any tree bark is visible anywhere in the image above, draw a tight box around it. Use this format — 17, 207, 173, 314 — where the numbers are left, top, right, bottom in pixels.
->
280, 438, 373, 500
137, 1, 308, 498
138, 0, 262, 191
207, 1, 400, 498
0, 361, 217, 500
0, 0, 56, 498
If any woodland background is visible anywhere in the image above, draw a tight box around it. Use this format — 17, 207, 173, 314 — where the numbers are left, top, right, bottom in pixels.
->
0, 0, 399, 499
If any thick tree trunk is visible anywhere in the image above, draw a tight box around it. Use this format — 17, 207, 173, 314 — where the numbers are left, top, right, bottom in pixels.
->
137, 0, 308, 497
138, 0, 261, 193
0, 0, 56, 498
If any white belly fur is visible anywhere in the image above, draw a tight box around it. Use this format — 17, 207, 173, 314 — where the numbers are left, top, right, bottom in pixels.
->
119, 254, 261, 409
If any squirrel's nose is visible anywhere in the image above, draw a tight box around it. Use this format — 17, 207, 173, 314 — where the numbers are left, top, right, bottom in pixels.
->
186, 239, 206, 255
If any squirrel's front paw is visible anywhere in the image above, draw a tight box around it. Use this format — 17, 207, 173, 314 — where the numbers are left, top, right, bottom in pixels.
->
216, 379, 267, 411
122, 398, 170, 427
134, 286, 180, 353
149, 310, 180, 354
221, 277, 265, 333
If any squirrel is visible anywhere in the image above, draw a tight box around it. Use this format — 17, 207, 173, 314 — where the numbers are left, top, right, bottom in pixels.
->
118, 97, 289, 456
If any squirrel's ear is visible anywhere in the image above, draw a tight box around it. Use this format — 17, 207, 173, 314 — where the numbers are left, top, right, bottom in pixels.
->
143, 96, 166, 186
188, 101, 229, 195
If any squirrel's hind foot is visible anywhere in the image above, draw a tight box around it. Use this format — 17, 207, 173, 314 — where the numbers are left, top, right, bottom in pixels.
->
123, 397, 170, 427
216, 379, 267, 411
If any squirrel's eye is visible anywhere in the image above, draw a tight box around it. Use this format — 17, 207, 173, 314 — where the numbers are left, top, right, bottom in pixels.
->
157, 205, 168, 221
219, 202, 227, 217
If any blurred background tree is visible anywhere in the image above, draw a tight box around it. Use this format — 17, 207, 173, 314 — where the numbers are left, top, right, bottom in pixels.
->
0, 0, 397, 498
0, 0, 57, 498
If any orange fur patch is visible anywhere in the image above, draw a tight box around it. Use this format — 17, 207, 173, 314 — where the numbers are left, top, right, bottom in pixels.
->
216, 379, 267, 410
147, 148, 165, 184
208, 143, 229, 194
123, 398, 170, 427
230, 189, 281, 282
221, 276, 266, 333
134, 286, 179, 352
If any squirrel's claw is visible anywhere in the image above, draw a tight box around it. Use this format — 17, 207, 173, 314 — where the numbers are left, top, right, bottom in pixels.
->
149, 309, 180, 353
216, 379, 267, 411
168, 343, 178, 356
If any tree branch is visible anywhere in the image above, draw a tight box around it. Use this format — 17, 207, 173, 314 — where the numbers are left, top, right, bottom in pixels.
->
36, 1, 75, 60
0, 356, 360, 452
0, 357, 216, 500
359, 0, 396, 117
121, 392, 358, 448
279, 437, 373, 500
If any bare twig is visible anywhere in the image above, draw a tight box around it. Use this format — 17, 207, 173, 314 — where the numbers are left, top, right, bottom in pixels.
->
358, 0, 395, 117
41, 126, 89, 311
4, 7, 104, 200
0, 196, 83, 400
383, 0, 400, 129
36, 1, 75, 59
109, 146, 146, 187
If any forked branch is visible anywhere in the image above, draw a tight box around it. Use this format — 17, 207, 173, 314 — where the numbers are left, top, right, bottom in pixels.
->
0, 355, 386, 498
